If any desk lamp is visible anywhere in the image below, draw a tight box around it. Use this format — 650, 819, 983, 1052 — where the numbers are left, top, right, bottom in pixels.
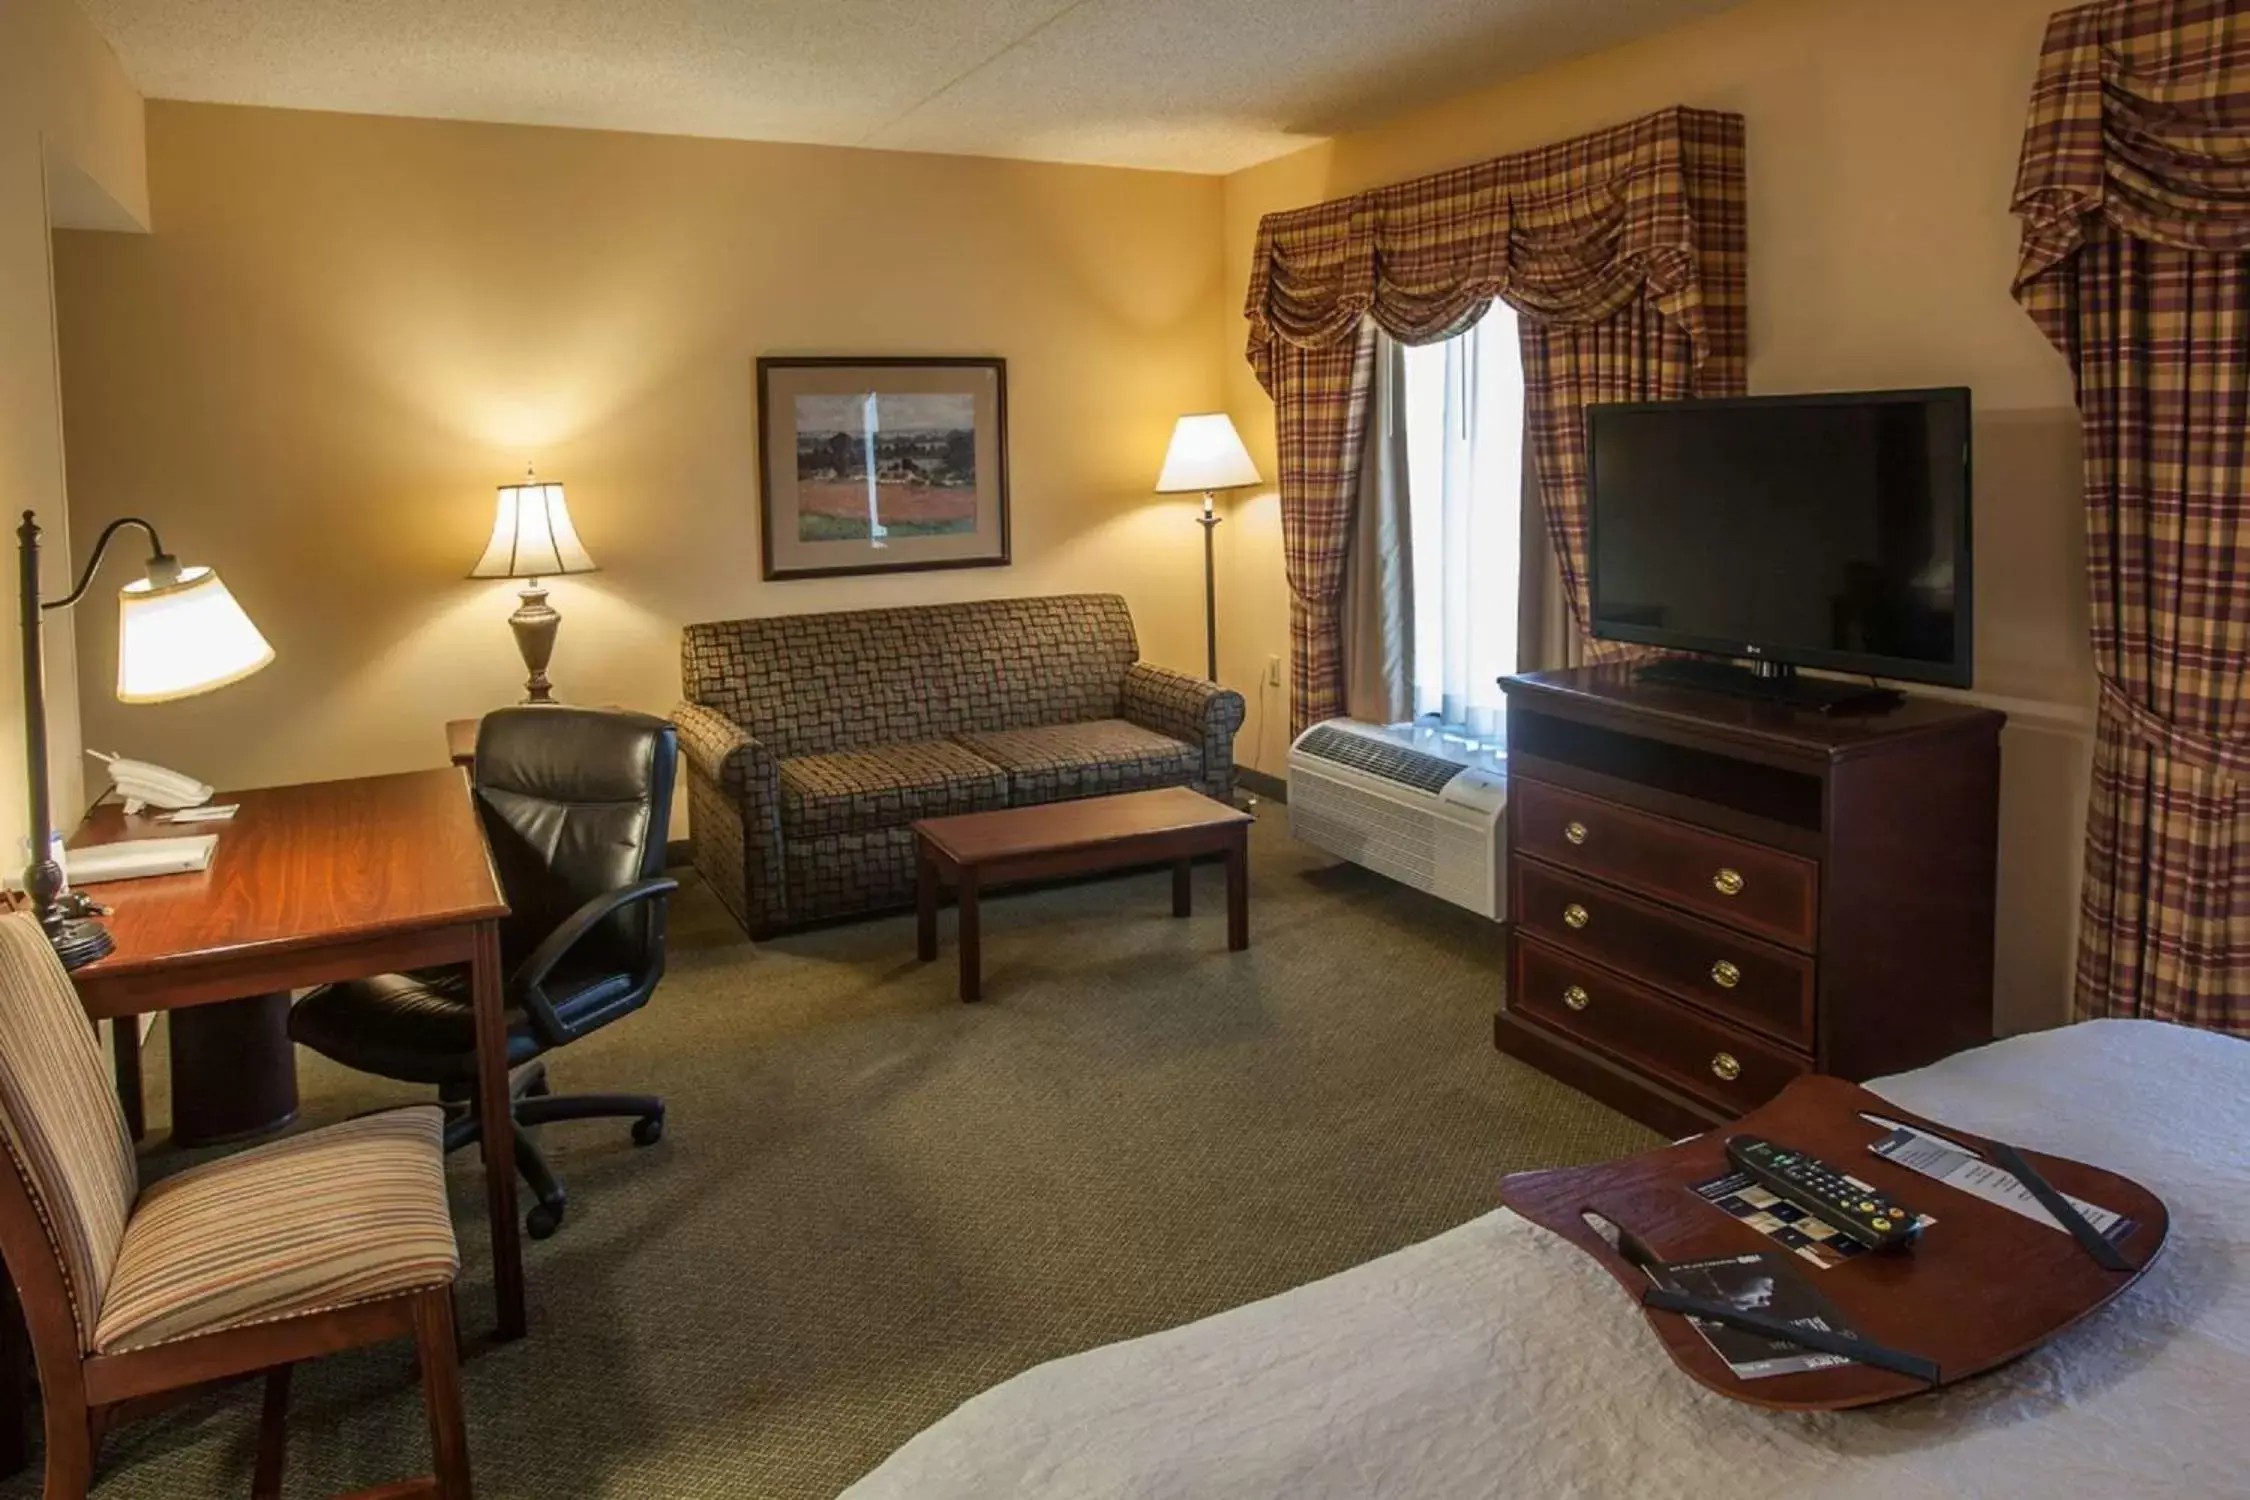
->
16, 512, 274, 967
472, 465, 597, 704
1155, 413, 1260, 681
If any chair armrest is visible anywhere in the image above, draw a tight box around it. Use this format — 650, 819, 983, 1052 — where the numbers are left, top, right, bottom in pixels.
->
1121, 662, 1246, 747
671, 702, 776, 796
511, 877, 680, 1046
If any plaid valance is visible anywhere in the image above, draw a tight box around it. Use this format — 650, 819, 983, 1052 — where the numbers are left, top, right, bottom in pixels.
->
1243, 105, 1747, 395
1244, 105, 1746, 734
2014, 0, 2250, 345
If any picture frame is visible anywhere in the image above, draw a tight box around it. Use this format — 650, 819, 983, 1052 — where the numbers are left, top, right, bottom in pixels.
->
756, 356, 1011, 581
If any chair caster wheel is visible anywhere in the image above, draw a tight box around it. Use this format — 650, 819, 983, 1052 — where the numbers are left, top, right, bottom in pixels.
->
526, 1201, 565, 1240
631, 1114, 665, 1147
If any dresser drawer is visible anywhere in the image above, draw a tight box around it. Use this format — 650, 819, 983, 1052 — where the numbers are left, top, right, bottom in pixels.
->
1511, 936, 1808, 1118
1512, 858, 1815, 1048
1513, 779, 1819, 949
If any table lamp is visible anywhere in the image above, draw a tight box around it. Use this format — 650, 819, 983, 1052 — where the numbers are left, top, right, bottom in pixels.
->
471, 465, 598, 704
16, 511, 275, 967
1155, 413, 1261, 681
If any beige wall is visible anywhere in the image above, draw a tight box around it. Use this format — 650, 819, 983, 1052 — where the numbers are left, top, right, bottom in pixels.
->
55, 103, 1227, 835
0, 0, 147, 863
1216, 0, 2093, 1033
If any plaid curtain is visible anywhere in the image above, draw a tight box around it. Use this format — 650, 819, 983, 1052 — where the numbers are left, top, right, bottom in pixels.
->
2012, 0, 2250, 1034
1245, 106, 1749, 731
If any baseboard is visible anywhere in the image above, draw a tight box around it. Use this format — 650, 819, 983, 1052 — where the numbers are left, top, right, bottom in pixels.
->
1238, 768, 1287, 804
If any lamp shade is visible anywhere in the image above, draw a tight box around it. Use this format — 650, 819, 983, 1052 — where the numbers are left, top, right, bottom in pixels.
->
116, 567, 275, 705
1155, 413, 1261, 494
471, 477, 597, 579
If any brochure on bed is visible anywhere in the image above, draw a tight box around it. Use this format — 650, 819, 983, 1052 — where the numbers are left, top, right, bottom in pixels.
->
1498, 1073, 2169, 1410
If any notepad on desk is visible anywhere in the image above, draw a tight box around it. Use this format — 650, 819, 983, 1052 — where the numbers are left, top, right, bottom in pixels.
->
64, 835, 218, 884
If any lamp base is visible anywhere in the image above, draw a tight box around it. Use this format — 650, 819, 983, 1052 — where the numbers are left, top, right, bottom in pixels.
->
507, 581, 561, 705
47, 914, 115, 971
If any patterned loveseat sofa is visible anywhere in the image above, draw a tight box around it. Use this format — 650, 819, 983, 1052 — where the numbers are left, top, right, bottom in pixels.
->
672, 594, 1245, 937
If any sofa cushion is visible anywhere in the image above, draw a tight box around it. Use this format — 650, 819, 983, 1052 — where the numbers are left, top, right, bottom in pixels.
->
779, 740, 1009, 838
952, 720, 1201, 805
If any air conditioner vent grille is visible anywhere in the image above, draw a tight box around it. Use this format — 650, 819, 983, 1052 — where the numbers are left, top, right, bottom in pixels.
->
1295, 724, 1465, 795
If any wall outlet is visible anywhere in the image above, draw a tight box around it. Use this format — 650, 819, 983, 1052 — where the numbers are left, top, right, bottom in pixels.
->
1265, 655, 1282, 687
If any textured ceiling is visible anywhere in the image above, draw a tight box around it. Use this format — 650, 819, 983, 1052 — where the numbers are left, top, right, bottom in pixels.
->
80, 0, 1743, 174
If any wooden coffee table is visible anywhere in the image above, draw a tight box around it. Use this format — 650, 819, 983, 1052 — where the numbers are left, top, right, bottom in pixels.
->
914, 786, 1253, 1002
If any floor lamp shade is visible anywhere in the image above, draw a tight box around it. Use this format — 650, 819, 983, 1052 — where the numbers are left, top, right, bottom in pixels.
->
116, 567, 276, 704
471, 478, 597, 579
1155, 413, 1261, 495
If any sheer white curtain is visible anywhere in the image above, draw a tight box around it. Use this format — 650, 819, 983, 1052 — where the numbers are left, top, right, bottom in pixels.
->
1401, 303, 1526, 740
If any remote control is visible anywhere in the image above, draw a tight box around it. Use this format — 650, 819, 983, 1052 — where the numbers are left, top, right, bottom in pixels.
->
1724, 1135, 1923, 1252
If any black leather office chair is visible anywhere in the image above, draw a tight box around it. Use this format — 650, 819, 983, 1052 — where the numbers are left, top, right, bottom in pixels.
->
291, 707, 679, 1238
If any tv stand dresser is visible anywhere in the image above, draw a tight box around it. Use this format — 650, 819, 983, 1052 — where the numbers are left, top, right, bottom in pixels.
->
1498, 666, 2003, 1137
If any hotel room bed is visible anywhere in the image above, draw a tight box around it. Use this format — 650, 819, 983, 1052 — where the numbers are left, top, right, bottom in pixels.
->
843, 1019, 2250, 1498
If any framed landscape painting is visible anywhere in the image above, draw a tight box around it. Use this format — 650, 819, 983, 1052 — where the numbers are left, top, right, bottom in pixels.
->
757, 356, 1010, 580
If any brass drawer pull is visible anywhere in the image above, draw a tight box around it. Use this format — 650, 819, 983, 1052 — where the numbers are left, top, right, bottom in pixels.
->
1710, 959, 1741, 989
1562, 903, 1591, 930
1712, 867, 1745, 897
1710, 1051, 1742, 1082
1563, 984, 1591, 1011
1563, 821, 1589, 846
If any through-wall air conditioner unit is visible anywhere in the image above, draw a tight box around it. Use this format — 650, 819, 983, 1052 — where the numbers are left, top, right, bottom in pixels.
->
1286, 720, 1506, 920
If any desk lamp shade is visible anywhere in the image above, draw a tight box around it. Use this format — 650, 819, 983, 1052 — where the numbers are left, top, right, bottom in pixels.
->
471, 476, 596, 579
116, 567, 275, 704
1155, 413, 1260, 496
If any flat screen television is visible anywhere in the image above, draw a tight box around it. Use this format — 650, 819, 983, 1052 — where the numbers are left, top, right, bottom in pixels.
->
1586, 387, 1973, 694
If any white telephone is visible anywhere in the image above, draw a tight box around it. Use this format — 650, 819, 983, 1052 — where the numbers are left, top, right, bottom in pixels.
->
86, 751, 214, 815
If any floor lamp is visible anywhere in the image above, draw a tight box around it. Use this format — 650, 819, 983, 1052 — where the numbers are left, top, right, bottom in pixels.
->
1156, 413, 1261, 681
16, 511, 274, 967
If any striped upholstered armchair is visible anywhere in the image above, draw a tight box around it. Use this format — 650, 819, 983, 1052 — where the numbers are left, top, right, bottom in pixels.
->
673, 593, 1245, 937
0, 913, 471, 1497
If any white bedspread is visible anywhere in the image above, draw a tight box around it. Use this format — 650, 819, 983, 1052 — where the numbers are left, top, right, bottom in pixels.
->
843, 1020, 2250, 1498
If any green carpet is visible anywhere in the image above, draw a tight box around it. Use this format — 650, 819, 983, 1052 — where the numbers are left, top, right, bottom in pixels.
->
7, 809, 1654, 1498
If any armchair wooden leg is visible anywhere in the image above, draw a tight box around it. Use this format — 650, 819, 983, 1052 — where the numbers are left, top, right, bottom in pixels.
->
412, 1290, 472, 1500
38, 1380, 91, 1500
253, 1365, 291, 1500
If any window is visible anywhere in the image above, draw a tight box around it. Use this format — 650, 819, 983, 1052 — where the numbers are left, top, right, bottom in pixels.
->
1400, 302, 1527, 741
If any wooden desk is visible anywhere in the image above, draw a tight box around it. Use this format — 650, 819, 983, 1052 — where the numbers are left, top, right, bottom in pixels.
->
446, 717, 479, 769
68, 769, 527, 1341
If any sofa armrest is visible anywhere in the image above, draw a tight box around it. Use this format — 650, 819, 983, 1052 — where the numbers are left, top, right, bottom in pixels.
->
670, 702, 776, 796
673, 701, 788, 936
1124, 663, 1245, 802
1122, 662, 1246, 748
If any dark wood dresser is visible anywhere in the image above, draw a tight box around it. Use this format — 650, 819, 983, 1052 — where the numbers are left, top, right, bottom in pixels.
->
1499, 666, 2005, 1136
